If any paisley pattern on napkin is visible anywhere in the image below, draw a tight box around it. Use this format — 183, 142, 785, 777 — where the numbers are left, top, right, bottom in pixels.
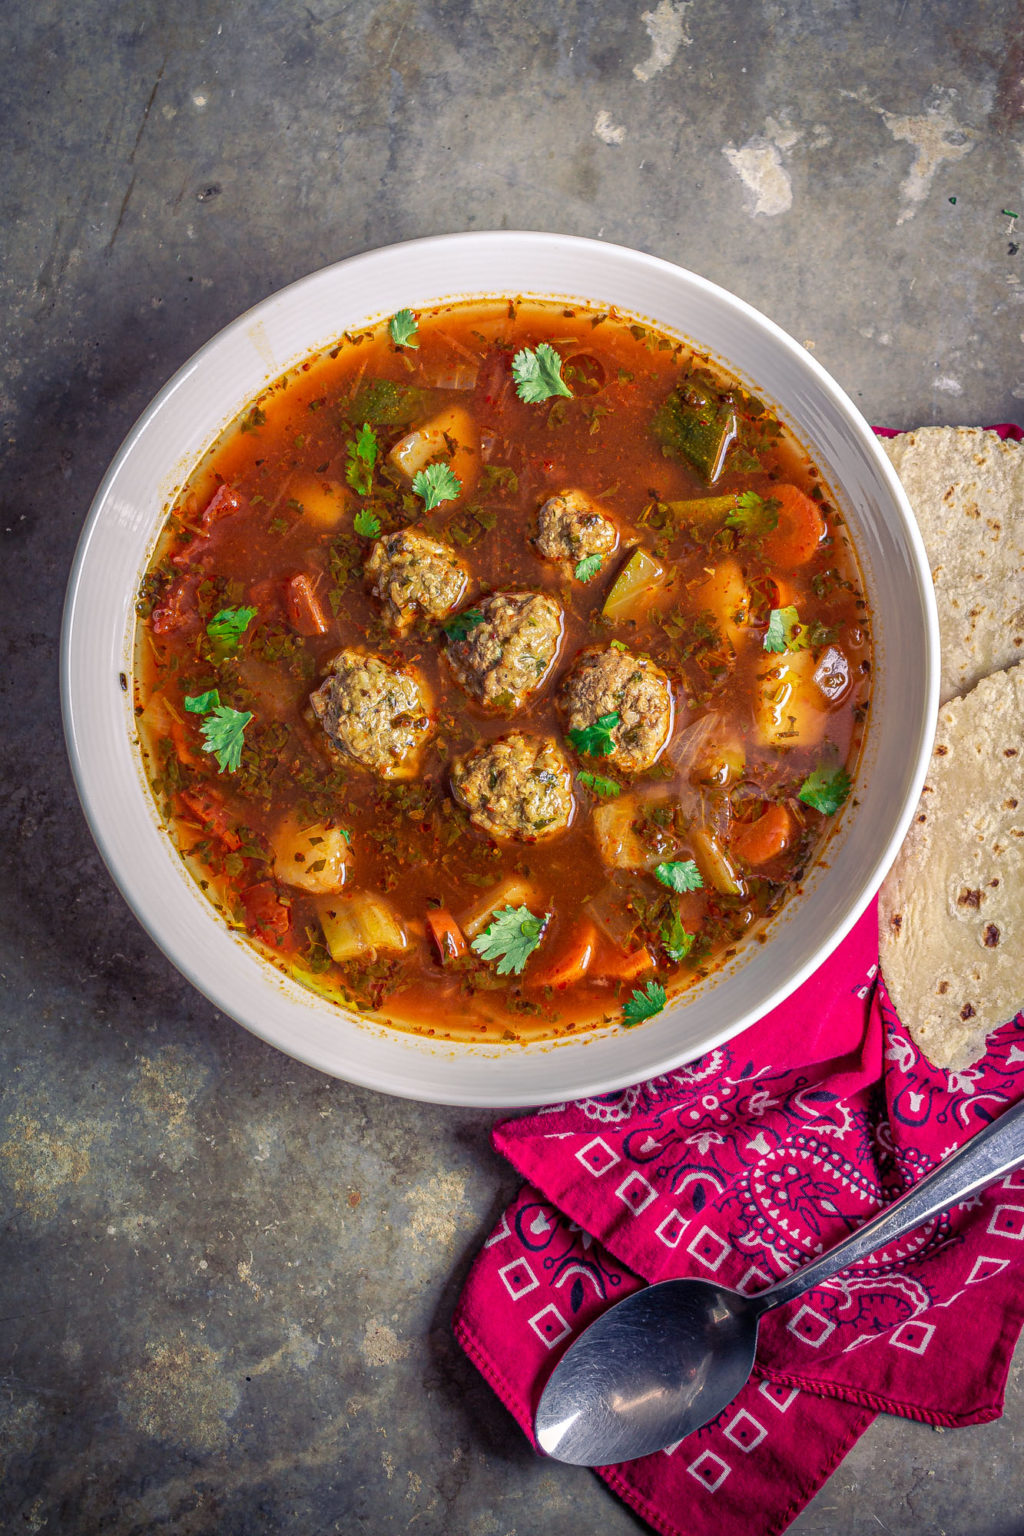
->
454, 899, 1024, 1536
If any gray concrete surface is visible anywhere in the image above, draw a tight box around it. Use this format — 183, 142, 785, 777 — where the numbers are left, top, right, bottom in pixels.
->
3, 2, 1023, 1532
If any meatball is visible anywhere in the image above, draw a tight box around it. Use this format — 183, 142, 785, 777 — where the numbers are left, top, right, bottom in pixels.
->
560, 646, 674, 773
365, 527, 469, 631
309, 650, 433, 778
535, 489, 618, 565
445, 591, 563, 712
450, 732, 574, 841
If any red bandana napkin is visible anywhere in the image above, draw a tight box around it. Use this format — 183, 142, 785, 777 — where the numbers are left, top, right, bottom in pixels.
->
454, 421, 1024, 1536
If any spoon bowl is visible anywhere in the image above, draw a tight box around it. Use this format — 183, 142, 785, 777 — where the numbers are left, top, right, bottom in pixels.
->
535, 1279, 762, 1465
534, 1094, 1024, 1466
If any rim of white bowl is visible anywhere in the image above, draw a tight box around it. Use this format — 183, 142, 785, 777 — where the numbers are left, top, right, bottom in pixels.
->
61, 231, 939, 1107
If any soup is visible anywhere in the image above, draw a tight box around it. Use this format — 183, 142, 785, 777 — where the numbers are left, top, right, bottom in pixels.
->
134, 298, 871, 1043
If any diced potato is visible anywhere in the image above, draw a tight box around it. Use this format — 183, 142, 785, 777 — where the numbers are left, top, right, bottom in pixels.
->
388, 404, 481, 499
602, 548, 669, 622
291, 475, 350, 530
272, 815, 351, 895
592, 796, 645, 869
754, 648, 829, 749
690, 825, 745, 897
316, 891, 408, 963
459, 876, 538, 940
694, 558, 750, 648
700, 740, 746, 787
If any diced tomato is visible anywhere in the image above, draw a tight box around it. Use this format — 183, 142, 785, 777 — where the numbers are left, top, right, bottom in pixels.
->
240, 881, 292, 942
151, 575, 199, 634
201, 483, 246, 527
178, 788, 241, 850
283, 572, 330, 636
173, 485, 248, 569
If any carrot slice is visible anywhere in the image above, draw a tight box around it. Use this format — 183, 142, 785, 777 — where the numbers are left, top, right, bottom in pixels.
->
594, 942, 655, 984
763, 484, 826, 568
533, 919, 597, 990
731, 802, 793, 866
426, 908, 467, 964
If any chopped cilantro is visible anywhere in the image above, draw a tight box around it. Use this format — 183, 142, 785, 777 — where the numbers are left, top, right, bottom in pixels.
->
725, 490, 779, 536
442, 607, 486, 641
622, 978, 667, 1026
184, 689, 220, 714
660, 907, 695, 963
353, 507, 382, 538
471, 904, 548, 975
412, 462, 462, 511
183, 692, 252, 772
345, 422, 378, 496
511, 342, 572, 403
798, 764, 852, 815
574, 553, 604, 583
207, 605, 257, 656
654, 860, 704, 893
577, 770, 621, 798
763, 605, 803, 653
567, 711, 620, 758
388, 308, 419, 348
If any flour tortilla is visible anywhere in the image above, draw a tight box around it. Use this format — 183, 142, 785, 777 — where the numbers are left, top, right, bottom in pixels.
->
880, 427, 1024, 704
879, 663, 1024, 1070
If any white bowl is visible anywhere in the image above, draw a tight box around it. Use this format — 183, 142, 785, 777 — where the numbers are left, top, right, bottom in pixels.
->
61, 232, 939, 1107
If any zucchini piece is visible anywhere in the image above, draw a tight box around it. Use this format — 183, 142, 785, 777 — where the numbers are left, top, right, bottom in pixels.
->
316, 891, 408, 962
652, 380, 737, 484
690, 825, 745, 898
459, 876, 538, 940
592, 795, 645, 869
341, 379, 431, 427
602, 548, 668, 622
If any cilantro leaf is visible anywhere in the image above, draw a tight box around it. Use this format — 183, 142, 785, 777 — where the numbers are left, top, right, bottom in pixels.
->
574, 553, 604, 583
207, 605, 257, 656
345, 422, 378, 496
353, 507, 382, 538
388, 308, 419, 348
412, 462, 462, 511
654, 860, 704, 893
798, 764, 852, 815
511, 342, 573, 403
725, 490, 779, 536
471, 904, 548, 975
198, 704, 253, 773
660, 907, 696, 964
577, 770, 621, 798
622, 978, 667, 1027
442, 607, 486, 642
567, 711, 620, 758
763, 605, 801, 653
184, 690, 221, 714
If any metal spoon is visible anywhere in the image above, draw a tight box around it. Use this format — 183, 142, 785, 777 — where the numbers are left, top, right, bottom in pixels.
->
535, 1094, 1024, 1466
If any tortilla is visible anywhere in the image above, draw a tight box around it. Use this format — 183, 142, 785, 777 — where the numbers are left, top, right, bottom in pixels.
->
878, 663, 1024, 1071
880, 427, 1024, 705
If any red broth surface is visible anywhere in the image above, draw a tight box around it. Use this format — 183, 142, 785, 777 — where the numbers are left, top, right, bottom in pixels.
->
134, 299, 871, 1043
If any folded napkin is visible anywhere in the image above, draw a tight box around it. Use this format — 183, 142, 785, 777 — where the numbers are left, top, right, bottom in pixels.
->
455, 905, 1024, 1535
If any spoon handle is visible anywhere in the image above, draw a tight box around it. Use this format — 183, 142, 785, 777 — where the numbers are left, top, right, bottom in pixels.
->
759, 1093, 1024, 1314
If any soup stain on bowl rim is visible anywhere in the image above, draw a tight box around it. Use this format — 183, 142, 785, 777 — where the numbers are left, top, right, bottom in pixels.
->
61, 232, 939, 1106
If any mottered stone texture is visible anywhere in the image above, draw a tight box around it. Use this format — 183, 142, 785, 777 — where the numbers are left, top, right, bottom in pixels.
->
3, 2, 1023, 1532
